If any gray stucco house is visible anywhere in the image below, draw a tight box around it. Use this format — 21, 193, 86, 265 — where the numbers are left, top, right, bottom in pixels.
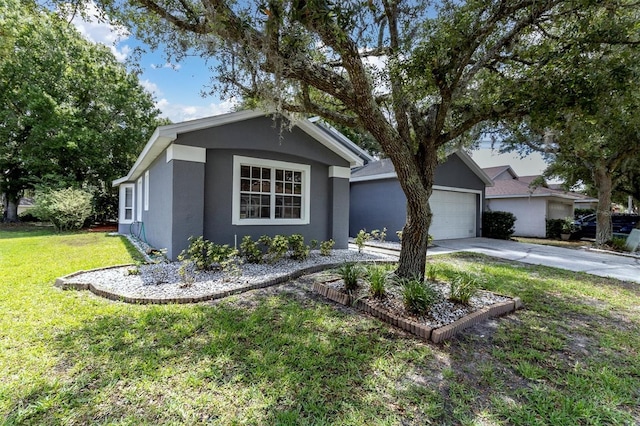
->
350, 151, 493, 241
113, 110, 369, 259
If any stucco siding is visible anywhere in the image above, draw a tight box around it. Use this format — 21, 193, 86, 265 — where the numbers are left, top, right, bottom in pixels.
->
350, 178, 407, 241
170, 160, 205, 259
203, 149, 343, 249
177, 116, 350, 168
434, 154, 486, 191
486, 198, 547, 237
349, 153, 486, 240
140, 150, 174, 256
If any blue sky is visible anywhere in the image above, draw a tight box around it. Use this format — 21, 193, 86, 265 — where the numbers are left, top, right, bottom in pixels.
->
70, 2, 238, 123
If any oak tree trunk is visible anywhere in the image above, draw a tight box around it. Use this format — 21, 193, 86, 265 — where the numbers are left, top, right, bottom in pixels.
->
593, 165, 613, 246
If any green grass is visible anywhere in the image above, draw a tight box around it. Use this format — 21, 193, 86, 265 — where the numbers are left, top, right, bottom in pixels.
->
1, 225, 639, 424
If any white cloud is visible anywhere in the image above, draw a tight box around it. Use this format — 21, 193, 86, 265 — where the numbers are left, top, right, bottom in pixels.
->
156, 98, 239, 122
151, 63, 183, 71
140, 79, 161, 97
67, 1, 131, 62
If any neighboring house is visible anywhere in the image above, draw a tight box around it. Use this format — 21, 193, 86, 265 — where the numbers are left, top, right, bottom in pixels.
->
18, 197, 35, 215
350, 151, 493, 241
113, 110, 369, 260
483, 166, 584, 237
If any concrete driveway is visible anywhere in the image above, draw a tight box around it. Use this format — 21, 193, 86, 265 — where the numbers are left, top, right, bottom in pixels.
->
429, 238, 640, 284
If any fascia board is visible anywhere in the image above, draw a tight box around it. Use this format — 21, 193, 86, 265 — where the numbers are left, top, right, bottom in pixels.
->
350, 172, 398, 182
296, 119, 364, 167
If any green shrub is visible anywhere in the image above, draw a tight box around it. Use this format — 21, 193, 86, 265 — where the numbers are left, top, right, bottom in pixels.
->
178, 259, 198, 287
399, 277, 441, 315
396, 230, 403, 241
482, 211, 516, 240
426, 264, 439, 282
240, 235, 264, 263
179, 236, 239, 272
449, 271, 481, 304
546, 218, 565, 239
371, 227, 387, 242
608, 237, 629, 252
32, 188, 93, 231
310, 239, 319, 250
367, 265, 387, 299
320, 239, 335, 256
355, 229, 371, 253
266, 235, 289, 263
18, 210, 39, 222
288, 234, 310, 261
338, 262, 363, 291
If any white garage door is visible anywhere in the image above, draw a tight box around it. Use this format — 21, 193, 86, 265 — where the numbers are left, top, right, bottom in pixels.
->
430, 190, 477, 240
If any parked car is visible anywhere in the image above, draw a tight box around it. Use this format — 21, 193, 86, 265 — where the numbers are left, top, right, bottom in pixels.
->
574, 213, 640, 239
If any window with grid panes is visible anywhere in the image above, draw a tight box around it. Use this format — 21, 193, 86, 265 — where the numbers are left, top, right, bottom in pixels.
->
239, 165, 303, 220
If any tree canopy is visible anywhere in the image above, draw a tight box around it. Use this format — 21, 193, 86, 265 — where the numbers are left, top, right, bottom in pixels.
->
0, 0, 161, 221
496, 5, 640, 245
71, 0, 640, 277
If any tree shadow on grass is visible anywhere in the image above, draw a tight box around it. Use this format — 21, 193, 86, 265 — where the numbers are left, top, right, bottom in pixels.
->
435, 254, 640, 425
6, 289, 429, 425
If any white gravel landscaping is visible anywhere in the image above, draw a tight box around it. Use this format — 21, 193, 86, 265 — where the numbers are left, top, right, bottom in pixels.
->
63, 248, 398, 302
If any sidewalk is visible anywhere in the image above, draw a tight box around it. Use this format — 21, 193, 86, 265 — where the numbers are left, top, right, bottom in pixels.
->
356, 238, 640, 284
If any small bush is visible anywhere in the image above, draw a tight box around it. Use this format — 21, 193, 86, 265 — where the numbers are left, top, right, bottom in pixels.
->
32, 188, 93, 231
355, 229, 371, 253
145, 261, 170, 285
367, 265, 387, 299
482, 211, 516, 240
178, 259, 198, 287
310, 239, 319, 250
240, 235, 264, 263
449, 271, 481, 304
338, 262, 363, 291
396, 230, 402, 241
400, 277, 441, 315
179, 236, 238, 272
288, 234, 310, 261
371, 227, 387, 242
266, 235, 289, 263
320, 239, 335, 256
426, 264, 439, 282
546, 218, 565, 239
608, 237, 629, 252
18, 210, 39, 222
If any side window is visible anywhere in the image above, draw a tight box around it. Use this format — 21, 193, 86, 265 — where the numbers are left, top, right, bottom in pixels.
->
120, 184, 135, 224
136, 177, 143, 222
144, 171, 149, 211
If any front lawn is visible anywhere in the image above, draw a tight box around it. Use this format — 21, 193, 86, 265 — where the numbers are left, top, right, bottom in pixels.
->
1, 225, 638, 424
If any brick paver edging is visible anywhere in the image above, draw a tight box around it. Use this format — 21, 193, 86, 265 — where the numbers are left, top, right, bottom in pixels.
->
54, 260, 397, 305
312, 281, 522, 344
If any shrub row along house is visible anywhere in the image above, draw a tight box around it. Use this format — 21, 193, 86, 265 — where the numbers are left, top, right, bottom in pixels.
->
113, 110, 583, 259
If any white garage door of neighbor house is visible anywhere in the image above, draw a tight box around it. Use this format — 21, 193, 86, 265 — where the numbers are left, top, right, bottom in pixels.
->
430, 190, 477, 240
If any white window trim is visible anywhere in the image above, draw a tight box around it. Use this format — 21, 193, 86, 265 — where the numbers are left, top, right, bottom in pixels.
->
119, 184, 135, 224
144, 170, 149, 211
136, 177, 143, 222
232, 155, 311, 225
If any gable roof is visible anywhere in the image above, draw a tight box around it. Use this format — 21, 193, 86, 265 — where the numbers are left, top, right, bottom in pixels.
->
113, 110, 367, 186
483, 168, 583, 200
482, 165, 513, 180
350, 150, 494, 186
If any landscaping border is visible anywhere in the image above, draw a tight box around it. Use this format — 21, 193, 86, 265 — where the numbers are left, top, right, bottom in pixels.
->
54, 260, 398, 305
312, 281, 522, 344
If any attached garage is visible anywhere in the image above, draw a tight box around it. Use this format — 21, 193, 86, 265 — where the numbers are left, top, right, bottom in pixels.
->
430, 189, 479, 240
349, 151, 492, 241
